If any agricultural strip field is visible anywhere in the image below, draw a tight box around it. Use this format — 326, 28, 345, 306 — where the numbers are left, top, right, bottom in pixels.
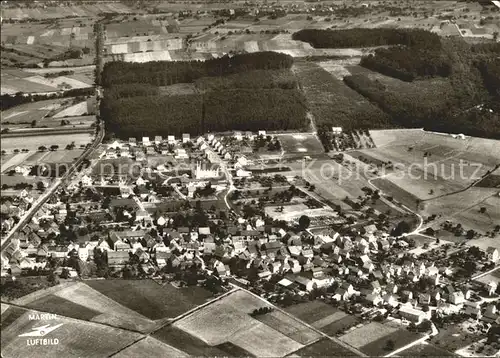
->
0, 152, 33, 172
284, 300, 341, 325
398, 342, 454, 356
11, 282, 157, 333
292, 61, 390, 131
359, 328, 423, 356
173, 289, 321, 357
2, 3, 132, 20
320, 314, 363, 337
113, 336, 189, 358
287, 337, 360, 357
1, 307, 143, 358
255, 310, 321, 345
2, 98, 70, 124
1, 133, 93, 152
152, 325, 229, 356
53, 101, 89, 118
85, 279, 213, 320
24, 294, 100, 321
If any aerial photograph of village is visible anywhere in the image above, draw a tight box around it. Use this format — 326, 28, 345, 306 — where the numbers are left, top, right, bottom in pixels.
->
0, 0, 499, 357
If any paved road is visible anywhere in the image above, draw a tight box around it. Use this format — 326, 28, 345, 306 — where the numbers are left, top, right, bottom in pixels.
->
1, 124, 104, 253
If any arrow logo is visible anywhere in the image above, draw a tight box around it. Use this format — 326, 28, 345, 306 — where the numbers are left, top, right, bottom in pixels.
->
19, 324, 63, 337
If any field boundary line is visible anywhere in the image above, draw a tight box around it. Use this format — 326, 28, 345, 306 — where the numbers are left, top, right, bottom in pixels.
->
228, 283, 367, 357
1, 301, 147, 335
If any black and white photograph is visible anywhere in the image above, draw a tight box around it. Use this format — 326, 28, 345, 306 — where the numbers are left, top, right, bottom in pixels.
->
0, 0, 499, 357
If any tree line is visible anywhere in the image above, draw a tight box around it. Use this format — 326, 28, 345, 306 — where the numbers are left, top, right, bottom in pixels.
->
292, 28, 442, 50
101, 52, 294, 87
360, 47, 452, 81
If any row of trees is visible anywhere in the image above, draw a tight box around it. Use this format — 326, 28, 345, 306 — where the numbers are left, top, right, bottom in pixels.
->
292, 28, 442, 50
101, 52, 294, 87
360, 47, 452, 82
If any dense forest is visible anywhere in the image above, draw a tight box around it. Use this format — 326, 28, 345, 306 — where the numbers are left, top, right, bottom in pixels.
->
194, 69, 297, 91
101, 89, 307, 138
100, 94, 203, 138
101, 52, 293, 87
360, 47, 452, 81
477, 58, 500, 98
292, 28, 442, 50
100, 52, 307, 138
344, 74, 500, 139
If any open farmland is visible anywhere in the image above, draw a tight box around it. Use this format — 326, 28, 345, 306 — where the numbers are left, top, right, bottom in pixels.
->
1, 18, 97, 67
85, 279, 213, 320
399, 342, 454, 356
2, 98, 72, 124
173, 289, 323, 357
113, 336, 189, 358
288, 337, 360, 357
1, 133, 93, 152
53, 101, 90, 118
12, 282, 159, 333
1, 306, 143, 358
2, 3, 133, 20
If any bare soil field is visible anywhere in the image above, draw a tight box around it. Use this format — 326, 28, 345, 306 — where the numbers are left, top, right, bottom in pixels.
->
86, 279, 213, 320
339, 322, 397, 348
1, 306, 143, 358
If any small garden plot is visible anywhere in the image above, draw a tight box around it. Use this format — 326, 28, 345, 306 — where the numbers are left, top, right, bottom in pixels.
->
287, 337, 360, 357
86, 280, 212, 320
25, 294, 100, 321
113, 337, 189, 358
284, 300, 340, 325
339, 322, 398, 348
255, 310, 321, 345
360, 329, 423, 356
